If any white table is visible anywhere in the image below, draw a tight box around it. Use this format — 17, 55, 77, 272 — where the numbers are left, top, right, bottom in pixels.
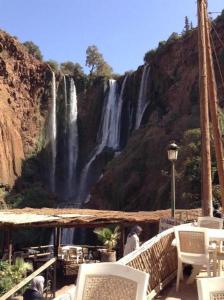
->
207, 228, 224, 242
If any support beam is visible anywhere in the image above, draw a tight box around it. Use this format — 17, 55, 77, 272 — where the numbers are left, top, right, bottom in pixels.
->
5, 228, 12, 264
203, 4, 224, 210
53, 227, 59, 298
197, 0, 213, 216
119, 224, 125, 258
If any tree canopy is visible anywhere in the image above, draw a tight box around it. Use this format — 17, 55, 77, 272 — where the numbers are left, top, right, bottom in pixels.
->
60, 61, 84, 78
85, 45, 113, 77
46, 60, 59, 72
23, 41, 43, 61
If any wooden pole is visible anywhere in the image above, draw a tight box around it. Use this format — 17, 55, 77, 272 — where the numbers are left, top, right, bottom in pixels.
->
53, 227, 59, 298
120, 224, 125, 258
5, 228, 12, 264
203, 4, 224, 210
197, 0, 213, 216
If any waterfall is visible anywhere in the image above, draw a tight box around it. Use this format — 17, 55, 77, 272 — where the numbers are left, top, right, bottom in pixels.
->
114, 75, 128, 149
50, 71, 57, 192
135, 64, 150, 129
68, 78, 79, 197
78, 79, 118, 202
100, 79, 118, 148
63, 76, 68, 136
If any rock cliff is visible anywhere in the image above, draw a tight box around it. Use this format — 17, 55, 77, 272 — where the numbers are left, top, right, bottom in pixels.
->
88, 15, 224, 210
0, 30, 50, 187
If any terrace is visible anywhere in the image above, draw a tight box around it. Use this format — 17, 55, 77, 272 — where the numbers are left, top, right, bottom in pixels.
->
0, 208, 201, 299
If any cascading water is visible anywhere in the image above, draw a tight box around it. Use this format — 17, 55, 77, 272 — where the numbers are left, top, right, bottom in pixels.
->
61, 78, 79, 245
63, 75, 68, 136
78, 79, 118, 202
67, 78, 79, 197
50, 71, 57, 192
114, 75, 128, 149
135, 64, 150, 129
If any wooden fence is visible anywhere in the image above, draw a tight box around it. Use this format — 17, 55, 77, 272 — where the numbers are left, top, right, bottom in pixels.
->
119, 227, 177, 299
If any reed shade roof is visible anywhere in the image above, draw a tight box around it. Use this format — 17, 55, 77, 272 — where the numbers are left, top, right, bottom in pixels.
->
0, 208, 201, 228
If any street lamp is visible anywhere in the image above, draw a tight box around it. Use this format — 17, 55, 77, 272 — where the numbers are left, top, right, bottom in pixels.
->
167, 142, 179, 218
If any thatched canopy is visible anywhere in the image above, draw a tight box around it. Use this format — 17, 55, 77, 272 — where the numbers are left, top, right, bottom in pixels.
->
0, 208, 201, 228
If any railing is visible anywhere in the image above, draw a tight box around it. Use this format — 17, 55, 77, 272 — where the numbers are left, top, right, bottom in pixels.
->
119, 227, 177, 299
0, 257, 57, 300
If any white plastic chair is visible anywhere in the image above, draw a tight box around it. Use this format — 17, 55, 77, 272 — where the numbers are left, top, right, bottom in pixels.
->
74, 262, 149, 300
198, 216, 223, 229
197, 276, 224, 300
175, 227, 211, 291
198, 217, 224, 275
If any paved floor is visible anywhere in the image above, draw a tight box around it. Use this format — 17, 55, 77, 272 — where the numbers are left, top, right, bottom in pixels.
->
155, 278, 198, 300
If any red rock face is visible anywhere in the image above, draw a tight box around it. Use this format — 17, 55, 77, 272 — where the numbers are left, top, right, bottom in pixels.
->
0, 30, 50, 187
88, 18, 224, 211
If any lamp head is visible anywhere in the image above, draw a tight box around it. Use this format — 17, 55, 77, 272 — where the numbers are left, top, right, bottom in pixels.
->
167, 142, 179, 161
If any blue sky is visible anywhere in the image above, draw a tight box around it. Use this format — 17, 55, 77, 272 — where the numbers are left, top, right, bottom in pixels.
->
0, 0, 223, 74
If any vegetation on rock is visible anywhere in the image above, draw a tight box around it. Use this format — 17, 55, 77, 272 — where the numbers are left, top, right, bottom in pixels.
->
23, 41, 43, 60
46, 59, 59, 72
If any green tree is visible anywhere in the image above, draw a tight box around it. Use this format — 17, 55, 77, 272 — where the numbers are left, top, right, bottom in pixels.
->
184, 16, 190, 33
85, 45, 113, 77
23, 41, 43, 60
60, 61, 84, 78
46, 60, 59, 72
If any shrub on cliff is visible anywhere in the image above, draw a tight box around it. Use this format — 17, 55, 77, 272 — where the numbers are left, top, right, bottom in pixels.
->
60, 61, 84, 78
144, 49, 156, 63
46, 59, 59, 72
23, 41, 43, 61
6, 183, 56, 209
167, 32, 180, 42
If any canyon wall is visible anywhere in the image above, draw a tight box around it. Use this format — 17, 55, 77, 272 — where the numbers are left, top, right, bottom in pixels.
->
0, 12, 224, 211
0, 31, 51, 188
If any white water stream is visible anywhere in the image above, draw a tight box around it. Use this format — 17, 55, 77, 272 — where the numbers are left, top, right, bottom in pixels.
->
135, 64, 150, 129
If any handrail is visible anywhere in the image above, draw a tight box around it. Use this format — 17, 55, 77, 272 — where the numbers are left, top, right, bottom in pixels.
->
0, 257, 57, 300
118, 227, 177, 298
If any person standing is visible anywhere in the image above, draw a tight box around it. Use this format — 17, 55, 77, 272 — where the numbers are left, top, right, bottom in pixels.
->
23, 276, 45, 300
123, 225, 142, 256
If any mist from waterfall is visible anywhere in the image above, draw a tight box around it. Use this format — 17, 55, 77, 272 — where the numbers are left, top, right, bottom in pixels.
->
50, 71, 57, 192
78, 79, 119, 202
67, 78, 79, 196
135, 64, 150, 129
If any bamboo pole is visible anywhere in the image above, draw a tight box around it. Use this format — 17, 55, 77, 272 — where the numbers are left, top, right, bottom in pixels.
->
1, 258, 57, 300
197, 0, 213, 216
203, 4, 224, 210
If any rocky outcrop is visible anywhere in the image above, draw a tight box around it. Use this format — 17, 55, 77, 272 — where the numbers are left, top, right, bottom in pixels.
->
0, 30, 50, 187
88, 15, 224, 211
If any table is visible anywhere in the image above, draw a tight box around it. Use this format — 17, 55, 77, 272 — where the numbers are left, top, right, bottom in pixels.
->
207, 228, 224, 242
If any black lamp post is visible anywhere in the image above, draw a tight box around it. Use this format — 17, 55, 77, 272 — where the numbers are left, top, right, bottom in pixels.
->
167, 142, 179, 218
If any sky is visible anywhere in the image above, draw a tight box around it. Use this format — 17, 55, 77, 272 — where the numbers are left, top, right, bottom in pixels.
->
0, 0, 223, 74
